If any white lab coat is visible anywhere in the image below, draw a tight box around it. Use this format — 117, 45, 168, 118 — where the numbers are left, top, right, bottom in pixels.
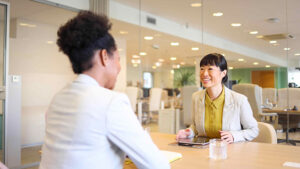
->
39, 74, 170, 169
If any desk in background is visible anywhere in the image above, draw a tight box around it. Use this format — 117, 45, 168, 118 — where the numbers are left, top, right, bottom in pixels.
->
125, 132, 300, 169
263, 108, 300, 145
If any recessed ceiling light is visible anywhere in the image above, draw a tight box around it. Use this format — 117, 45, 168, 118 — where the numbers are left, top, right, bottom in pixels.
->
47, 41, 54, 44
139, 52, 147, 56
265, 65, 271, 68
170, 57, 177, 61
229, 67, 234, 70
190, 3, 202, 7
133, 64, 138, 67
249, 31, 258, 35
269, 40, 277, 44
132, 55, 140, 59
180, 62, 185, 65
284, 48, 291, 51
256, 35, 263, 39
253, 62, 259, 65
222, 53, 226, 56
131, 59, 141, 64
152, 66, 157, 69
144, 36, 153, 40
238, 58, 244, 62
173, 64, 180, 69
20, 23, 36, 27
158, 59, 164, 62
295, 53, 300, 56
155, 62, 161, 67
170, 42, 179, 46
231, 23, 242, 27
170, 70, 174, 74
119, 31, 128, 34
213, 12, 223, 16
191, 47, 199, 51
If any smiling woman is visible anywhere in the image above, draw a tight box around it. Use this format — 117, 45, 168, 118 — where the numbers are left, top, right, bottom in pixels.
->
176, 53, 259, 143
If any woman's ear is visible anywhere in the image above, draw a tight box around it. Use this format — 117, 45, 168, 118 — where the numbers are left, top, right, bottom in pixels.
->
221, 69, 227, 78
99, 49, 109, 66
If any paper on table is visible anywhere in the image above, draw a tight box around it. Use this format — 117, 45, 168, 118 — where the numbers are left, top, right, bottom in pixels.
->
283, 162, 300, 168
161, 150, 182, 163
124, 150, 182, 165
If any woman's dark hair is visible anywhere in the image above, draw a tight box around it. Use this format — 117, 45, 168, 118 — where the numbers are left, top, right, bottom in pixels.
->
57, 11, 116, 74
200, 53, 228, 83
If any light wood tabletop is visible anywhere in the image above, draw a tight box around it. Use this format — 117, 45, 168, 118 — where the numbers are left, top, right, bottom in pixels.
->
263, 108, 300, 115
124, 132, 300, 169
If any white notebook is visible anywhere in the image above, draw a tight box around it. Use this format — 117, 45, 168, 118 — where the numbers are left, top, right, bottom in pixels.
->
161, 150, 182, 163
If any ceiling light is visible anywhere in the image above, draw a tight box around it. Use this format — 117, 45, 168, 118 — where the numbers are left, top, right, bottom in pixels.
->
155, 62, 161, 67
191, 47, 199, 51
238, 58, 244, 62
269, 40, 277, 44
139, 52, 147, 56
47, 41, 54, 44
144, 36, 153, 40
131, 59, 141, 64
249, 31, 258, 35
272, 43, 279, 46
170, 57, 177, 61
133, 64, 138, 67
253, 62, 259, 65
190, 3, 202, 7
294, 53, 300, 56
180, 62, 185, 65
152, 66, 157, 69
158, 59, 164, 62
173, 65, 180, 69
194, 61, 197, 65
256, 35, 263, 39
170, 70, 174, 74
284, 48, 291, 51
213, 12, 223, 16
229, 67, 234, 70
222, 53, 226, 56
265, 65, 271, 68
20, 23, 36, 27
170, 42, 179, 46
132, 55, 140, 59
119, 31, 128, 34
231, 23, 242, 27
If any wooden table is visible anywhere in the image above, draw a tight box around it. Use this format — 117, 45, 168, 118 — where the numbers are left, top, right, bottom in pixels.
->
263, 108, 300, 145
263, 108, 300, 115
124, 132, 300, 169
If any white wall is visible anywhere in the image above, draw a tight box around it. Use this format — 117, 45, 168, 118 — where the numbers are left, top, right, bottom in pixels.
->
127, 65, 143, 87
153, 69, 174, 88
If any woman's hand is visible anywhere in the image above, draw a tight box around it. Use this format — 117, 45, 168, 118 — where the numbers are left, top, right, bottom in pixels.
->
176, 129, 191, 140
219, 131, 234, 143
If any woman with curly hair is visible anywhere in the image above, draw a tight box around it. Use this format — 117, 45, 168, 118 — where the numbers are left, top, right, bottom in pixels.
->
39, 11, 169, 169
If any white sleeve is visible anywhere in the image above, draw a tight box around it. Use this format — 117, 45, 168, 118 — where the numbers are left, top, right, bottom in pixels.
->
106, 94, 170, 169
230, 96, 259, 142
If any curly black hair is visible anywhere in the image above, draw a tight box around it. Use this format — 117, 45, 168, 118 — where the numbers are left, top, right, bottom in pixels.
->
57, 11, 116, 74
200, 53, 228, 83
